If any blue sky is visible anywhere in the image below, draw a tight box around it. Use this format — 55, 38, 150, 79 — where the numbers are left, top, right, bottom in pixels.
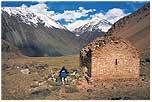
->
1, 1, 148, 30
2, 1, 147, 12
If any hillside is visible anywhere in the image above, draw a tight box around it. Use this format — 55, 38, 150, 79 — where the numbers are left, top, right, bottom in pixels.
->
2, 39, 23, 60
2, 7, 82, 57
107, 3, 150, 52
1, 3, 150, 57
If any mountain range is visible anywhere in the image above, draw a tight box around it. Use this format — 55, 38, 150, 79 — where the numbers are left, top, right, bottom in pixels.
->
2, 7, 83, 57
1, 3, 150, 57
73, 18, 112, 43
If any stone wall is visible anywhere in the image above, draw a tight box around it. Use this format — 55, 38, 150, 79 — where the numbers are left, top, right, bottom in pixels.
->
80, 35, 140, 80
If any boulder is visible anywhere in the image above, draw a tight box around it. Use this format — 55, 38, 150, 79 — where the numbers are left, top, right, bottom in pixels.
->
20, 69, 30, 74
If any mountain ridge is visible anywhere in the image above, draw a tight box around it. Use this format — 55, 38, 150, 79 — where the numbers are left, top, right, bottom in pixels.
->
1, 3, 150, 57
71, 18, 112, 44
106, 3, 150, 52
73, 19, 112, 34
2, 7, 65, 29
2, 8, 83, 57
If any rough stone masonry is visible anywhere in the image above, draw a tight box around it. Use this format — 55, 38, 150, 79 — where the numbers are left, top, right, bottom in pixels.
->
80, 35, 140, 80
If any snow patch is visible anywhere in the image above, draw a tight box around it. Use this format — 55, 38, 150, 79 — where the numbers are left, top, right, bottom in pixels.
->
72, 18, 112, 34
75, 34, 80, 37
2, 7, 65, 29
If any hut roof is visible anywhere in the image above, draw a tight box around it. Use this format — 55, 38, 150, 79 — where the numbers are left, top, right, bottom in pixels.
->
80, 35, 139, 57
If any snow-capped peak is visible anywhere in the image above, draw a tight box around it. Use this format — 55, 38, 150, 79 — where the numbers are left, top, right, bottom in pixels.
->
2, 7, 65, 29
73, 18, 112, 34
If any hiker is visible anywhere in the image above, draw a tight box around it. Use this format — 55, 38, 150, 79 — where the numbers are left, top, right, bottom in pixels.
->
59, 66, 69, 85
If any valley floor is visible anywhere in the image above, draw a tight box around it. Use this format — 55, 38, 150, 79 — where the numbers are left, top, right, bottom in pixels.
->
1, 54, 150, 100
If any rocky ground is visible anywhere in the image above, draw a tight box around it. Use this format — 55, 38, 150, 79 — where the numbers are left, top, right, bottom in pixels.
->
1, 52, 150, 100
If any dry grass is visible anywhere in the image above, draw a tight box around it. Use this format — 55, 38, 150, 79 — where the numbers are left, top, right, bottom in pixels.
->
9, 55, 79, 71
1, 53, 150, 100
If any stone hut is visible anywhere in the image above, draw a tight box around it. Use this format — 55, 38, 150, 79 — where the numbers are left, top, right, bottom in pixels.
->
80, 35, 140, 80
